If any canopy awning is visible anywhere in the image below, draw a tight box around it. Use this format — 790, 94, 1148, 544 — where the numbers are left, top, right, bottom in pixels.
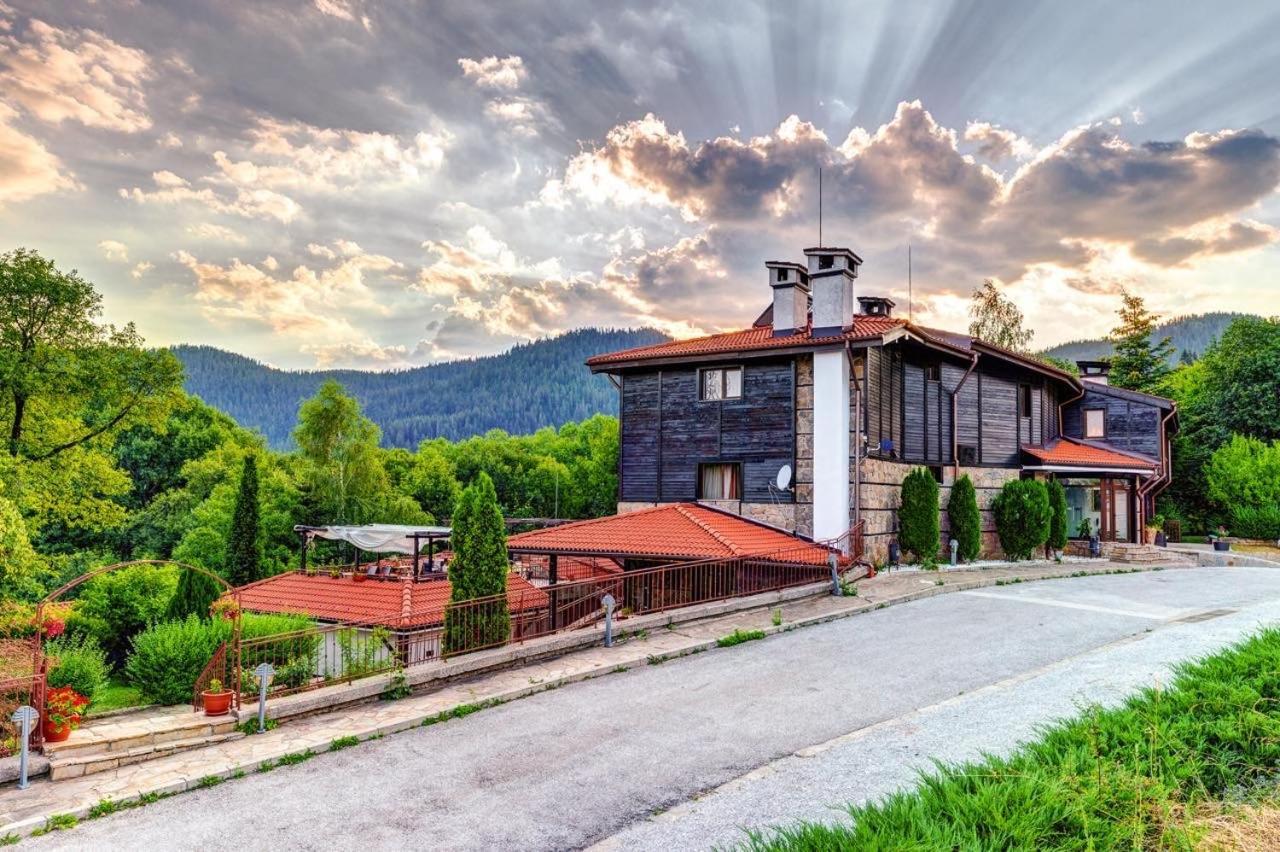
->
296, 524, 451, 554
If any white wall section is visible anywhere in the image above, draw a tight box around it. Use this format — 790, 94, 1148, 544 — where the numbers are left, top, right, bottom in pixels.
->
812, 349, 851, 541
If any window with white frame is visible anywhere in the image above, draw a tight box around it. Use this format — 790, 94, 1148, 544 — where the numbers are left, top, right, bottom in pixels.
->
1084, 408, 1106, 439
700, 367, 743, 401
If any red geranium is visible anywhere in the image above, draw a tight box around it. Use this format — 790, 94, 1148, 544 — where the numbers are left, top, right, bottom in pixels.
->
42, 617, 65, 638
46, 686, 89, 731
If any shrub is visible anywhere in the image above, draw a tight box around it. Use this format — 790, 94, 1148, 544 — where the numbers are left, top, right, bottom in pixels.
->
124, 616, 227, 705
1047, 479, 1068, 551
1231, 505, 1280, 540
46, 636, 110, 705
992, 479, 1051, 561
66, 563, 178, 668
165, 567, 225, 622
898, 468, 940, 563
946, 475, 981, 562
1206, 435, 1280, 532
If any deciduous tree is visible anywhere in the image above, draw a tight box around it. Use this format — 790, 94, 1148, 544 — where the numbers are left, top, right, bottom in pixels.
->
968, 280, 1033, 352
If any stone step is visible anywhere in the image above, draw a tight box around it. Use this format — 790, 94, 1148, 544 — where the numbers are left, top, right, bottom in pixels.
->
45, 715, 238, 760
48, 731, 244, 780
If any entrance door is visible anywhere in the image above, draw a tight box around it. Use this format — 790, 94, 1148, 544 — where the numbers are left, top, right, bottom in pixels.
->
1099, 478, 1132, 542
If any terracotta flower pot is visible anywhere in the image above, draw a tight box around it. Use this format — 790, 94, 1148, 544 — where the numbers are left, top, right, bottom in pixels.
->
43, 719, 73, 743
202, 690, 233, 716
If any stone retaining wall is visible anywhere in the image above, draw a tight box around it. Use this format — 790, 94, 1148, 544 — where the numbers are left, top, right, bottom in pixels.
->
856, 458, 1019, 562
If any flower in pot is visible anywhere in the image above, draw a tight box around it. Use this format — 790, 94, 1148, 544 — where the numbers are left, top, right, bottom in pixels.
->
1212, 525, 1231, 551
202, 677, 234, 717
209, 597, 240, 622
44, 686, 89, 742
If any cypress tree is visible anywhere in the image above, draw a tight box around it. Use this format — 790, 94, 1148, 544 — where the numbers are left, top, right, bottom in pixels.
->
225, 454, 262, 587
947, 474, 982, 562
166, 567, 223, 621
1048, 479, 1069, 553
444, 472, 510, 653
992, 479, 1052, 560
898, 468, 941, 564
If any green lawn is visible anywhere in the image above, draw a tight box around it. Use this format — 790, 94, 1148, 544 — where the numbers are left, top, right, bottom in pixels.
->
88, 677, 145, 716
745, 628, 1280, 850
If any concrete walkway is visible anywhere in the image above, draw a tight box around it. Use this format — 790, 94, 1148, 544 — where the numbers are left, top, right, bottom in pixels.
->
1, 557, 1201, 841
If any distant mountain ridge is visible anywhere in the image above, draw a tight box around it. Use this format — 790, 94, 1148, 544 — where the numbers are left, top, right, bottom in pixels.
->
173, 328, 668, 449
1040, 312, 1252, 364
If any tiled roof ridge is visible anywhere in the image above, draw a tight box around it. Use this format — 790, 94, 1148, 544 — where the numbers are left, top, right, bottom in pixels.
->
509, 503, 680, 542
400, 577, 413, 627
674, 503, 741, 556
1055, 436, 1158, 463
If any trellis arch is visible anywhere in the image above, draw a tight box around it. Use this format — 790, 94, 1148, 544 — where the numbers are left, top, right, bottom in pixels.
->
31, 560, 242, 740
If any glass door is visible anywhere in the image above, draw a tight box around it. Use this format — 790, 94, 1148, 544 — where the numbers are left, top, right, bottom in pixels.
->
1112, 485, 1129, 542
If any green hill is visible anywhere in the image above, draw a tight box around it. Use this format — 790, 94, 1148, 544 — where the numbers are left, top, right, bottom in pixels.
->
1041, 312, 1253, 365
172, 328, 667, 449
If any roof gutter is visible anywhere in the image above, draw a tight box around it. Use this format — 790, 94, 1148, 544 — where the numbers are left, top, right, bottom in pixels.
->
951, 350, 980, 477
1021, 465, 1156, 475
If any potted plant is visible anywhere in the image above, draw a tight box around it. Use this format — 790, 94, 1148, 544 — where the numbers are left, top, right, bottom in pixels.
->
202, 677, 234, 717
1211, 525, 1231, 552
43, 686, 89, 743
1077, 518, 1102, 558
1144, 514, 1163, 545
210, 597, 240, 622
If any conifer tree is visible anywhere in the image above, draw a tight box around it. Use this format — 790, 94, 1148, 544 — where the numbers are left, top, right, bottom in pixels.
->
898, 468, 940, 564
166, 567, 223, 621
947, 474, 981, 562
1048, 479, 1069, 553
224, 454, 262, 587
1110, 292, 1174, 391
444, 472, 510, 653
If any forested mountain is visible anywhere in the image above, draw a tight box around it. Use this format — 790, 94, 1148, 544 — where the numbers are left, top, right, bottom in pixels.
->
174, 328, 667, 449
1041, 313, 1252, 364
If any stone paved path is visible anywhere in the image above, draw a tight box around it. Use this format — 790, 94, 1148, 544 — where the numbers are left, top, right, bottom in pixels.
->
0, 557, 1192, 838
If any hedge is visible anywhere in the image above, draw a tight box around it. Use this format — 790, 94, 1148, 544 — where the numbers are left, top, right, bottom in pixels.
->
1047, 479, 1069, 551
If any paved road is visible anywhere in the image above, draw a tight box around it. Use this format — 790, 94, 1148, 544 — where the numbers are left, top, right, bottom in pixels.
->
32, 566, 1280, 851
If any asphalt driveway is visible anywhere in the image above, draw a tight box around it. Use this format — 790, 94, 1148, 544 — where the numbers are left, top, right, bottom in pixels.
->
30, 566, 1280, 851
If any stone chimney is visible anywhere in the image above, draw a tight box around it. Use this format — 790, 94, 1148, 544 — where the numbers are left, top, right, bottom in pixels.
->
804, 247, 861, 337
1077, 360, 1111, 385
857, 295, 895, 317
766, 262, 810, 337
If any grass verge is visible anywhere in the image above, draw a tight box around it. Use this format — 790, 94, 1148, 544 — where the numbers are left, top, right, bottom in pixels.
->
717, 629, 767, 648
745, 627, 1280, 850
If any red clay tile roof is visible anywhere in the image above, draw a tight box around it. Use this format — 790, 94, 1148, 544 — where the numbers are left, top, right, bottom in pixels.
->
586, 316, 906, 367
1023, 439, 1157, 471
506, 503, 836, 564
237, 573, 548, 629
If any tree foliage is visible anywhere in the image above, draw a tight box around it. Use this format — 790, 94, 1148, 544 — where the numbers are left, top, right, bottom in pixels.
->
898, 468, 940, 563
225, 455, 262, 586
165, 564, 224, 621
992, 479, 1051, 561
947, 475, 981, 562
968, 280, 1033, 352
444, 472, 510, 653
65, 563, 179, 667
1109, 292, 1175, 391
1205, 435, 1280, 539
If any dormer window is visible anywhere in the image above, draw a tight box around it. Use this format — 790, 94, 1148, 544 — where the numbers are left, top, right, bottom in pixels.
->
700, 367, 743, 401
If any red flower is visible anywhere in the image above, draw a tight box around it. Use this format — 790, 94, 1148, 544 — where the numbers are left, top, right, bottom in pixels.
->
42, 618, 65, 638
45, 686, 89, 730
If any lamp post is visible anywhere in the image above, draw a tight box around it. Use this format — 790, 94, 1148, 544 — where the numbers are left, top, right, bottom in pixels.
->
255, 663, 275, 734
601, 593, 616, 647
10, 706, 37, 789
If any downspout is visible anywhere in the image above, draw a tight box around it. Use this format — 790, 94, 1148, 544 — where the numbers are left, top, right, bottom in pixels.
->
951, 351, 980, 478
1137, 404, 1178, 524
845, 342, 862, 534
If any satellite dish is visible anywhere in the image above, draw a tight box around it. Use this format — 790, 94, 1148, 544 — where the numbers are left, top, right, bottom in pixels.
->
775, 464, 793, 490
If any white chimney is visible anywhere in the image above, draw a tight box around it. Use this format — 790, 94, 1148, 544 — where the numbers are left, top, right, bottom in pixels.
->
804, 247, 861, 336
1077, 360, 1111, 385
766, 262, 809, 337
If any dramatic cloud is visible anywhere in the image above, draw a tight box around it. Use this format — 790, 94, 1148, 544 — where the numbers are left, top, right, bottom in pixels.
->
964, 121, 1036, 161
0, 12, 152, 132
458, 55, 527, 91
0, 104, 77, 204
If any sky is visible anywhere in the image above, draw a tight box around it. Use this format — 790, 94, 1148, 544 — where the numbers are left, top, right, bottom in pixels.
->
2, 0, 1279, 370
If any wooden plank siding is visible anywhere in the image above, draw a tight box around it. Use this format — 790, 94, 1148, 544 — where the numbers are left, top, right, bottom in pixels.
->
618, 360, 796, 503
1061, 387, 1162, 458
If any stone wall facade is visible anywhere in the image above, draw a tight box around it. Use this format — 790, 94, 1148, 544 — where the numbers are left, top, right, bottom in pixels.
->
855, 458, 1020, 563
794, 354, 814, 537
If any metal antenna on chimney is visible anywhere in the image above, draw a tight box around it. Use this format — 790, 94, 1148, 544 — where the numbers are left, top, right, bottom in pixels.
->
818, 167, 823, 246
